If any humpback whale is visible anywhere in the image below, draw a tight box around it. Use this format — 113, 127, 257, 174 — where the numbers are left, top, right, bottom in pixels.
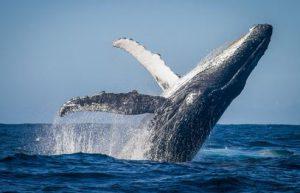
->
59, 24, 272, 162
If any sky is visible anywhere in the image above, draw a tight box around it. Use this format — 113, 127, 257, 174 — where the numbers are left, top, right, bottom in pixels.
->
0, 0, 299, 124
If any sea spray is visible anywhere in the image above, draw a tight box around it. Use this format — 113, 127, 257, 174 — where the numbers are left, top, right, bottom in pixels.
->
46, 112, 153, 160
118, 114, 154, 160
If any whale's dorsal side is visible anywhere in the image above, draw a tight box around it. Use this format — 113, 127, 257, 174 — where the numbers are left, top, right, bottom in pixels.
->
113, 38, 179, 91
59, 90, 167, 117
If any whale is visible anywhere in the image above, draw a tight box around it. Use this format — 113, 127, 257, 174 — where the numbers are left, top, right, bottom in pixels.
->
58, 24, 273, 162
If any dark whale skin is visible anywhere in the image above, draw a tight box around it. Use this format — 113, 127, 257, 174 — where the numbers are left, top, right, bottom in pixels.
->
147, 24, 273, 162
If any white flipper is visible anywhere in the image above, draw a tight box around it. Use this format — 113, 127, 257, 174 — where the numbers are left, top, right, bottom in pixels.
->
113, 38, 179, 90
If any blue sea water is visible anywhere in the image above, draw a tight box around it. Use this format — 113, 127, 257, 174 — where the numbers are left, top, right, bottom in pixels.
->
0, 123, 299, 192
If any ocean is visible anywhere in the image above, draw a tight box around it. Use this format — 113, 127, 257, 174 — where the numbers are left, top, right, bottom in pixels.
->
0, 123, 299, 192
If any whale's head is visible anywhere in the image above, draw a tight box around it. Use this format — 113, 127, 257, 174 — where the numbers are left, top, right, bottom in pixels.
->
182, 24, 273, 108
197, 24, 272, 97
184, 24, 272, 112
149, 24, 273, 162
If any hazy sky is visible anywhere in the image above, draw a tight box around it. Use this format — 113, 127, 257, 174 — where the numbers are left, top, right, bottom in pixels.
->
0, 0, 299, 124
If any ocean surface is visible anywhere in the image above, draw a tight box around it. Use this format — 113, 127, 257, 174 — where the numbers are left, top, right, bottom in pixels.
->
0, 123, 299, 192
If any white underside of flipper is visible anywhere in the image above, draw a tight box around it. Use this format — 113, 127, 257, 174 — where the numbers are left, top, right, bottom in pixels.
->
113, 38, 179, 91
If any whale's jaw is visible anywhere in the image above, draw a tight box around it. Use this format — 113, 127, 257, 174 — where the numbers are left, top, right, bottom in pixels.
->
147, 24, 273, 162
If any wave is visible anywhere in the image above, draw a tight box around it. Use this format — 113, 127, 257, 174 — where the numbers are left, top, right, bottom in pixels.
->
1, 151, 299, 193
0, 152, 113, 163
195, 147, 295, 160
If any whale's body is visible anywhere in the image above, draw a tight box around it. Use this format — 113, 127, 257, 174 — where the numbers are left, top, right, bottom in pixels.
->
59, 24, 272, 162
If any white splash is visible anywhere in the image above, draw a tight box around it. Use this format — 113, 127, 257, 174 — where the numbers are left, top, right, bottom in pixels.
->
46, 112, 153, 160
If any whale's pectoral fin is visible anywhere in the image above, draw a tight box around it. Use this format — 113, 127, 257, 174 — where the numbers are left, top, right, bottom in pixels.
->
59, 90, 167, 117
113, 38, 180, 91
